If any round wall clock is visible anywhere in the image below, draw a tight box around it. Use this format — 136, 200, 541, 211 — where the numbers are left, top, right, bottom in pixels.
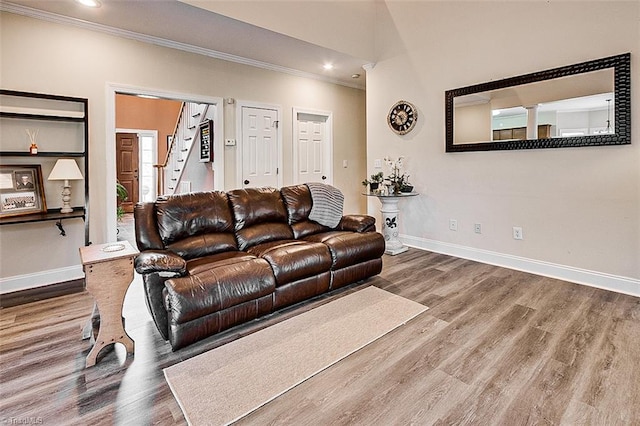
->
387, 100, 418, 135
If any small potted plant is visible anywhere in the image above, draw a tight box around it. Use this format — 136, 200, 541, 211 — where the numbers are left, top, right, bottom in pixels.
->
116, 181, 128, 221
400, 173, 413, 193
368, 172, 384, 191
362, 172, 384, 192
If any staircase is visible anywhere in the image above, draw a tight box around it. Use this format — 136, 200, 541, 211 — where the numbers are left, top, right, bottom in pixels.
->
157, 102, 209, 196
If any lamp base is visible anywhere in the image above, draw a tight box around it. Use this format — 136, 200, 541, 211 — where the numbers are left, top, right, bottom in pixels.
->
60, 184, 73, 213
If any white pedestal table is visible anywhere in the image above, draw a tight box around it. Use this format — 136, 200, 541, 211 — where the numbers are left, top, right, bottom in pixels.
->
364, 192, 418, 255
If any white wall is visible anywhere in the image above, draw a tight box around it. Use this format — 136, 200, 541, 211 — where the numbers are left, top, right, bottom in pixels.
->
0, 12, 367, 291
367, 1, 639, 292
176, 105, 217, 194
455, 103, 492, 143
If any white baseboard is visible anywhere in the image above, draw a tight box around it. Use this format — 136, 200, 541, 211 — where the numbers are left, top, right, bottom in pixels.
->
400, 234, 640, 298
0, 266, 84, 294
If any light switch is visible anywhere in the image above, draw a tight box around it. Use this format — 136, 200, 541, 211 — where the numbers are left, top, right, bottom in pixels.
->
343, 160, 348, 168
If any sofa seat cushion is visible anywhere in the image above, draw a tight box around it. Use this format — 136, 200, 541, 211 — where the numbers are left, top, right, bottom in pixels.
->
247, 240, 332, 286
186, 251, 257, 275
304, 231, 386, 269
164, 258, 275, 324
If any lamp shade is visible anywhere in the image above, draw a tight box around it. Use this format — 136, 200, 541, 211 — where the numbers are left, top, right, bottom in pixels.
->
48, 159, 84, 181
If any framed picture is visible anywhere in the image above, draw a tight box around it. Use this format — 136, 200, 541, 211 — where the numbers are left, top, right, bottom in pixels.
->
199, 120, 213, 163
0, 164, 47, 218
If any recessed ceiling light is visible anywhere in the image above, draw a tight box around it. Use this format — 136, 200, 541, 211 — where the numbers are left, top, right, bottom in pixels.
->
76, 0, 101, 8
323, 64, 334, 71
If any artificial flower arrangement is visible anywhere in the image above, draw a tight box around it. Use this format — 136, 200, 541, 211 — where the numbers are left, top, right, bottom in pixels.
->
362, 156, 413, 194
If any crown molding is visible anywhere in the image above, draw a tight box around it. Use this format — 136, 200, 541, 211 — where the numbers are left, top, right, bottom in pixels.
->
0, 2, 364, 90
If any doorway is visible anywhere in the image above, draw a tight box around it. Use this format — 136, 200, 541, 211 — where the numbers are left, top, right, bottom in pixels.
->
236, 102, 282, 189
116, 130, 158, 212
115, 132, 139, 213
106, 84, 224, 243
293, 108, 333, 185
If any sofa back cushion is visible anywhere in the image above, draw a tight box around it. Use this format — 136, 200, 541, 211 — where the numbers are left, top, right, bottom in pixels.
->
155, 191, 238, 259
228, 187, 293, 250
281, 184, 330, 239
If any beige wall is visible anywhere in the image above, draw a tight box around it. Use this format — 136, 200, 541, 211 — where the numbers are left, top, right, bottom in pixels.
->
0, 12, 366, 290
367, 1, 639, 283
115, 95, 183, 162
183, 0, 376, 61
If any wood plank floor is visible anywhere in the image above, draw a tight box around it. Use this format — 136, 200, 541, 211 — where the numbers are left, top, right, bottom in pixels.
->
1, 249, 639, 425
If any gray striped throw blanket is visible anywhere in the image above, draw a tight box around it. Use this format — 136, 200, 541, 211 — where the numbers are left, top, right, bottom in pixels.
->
306, 182, 344, 228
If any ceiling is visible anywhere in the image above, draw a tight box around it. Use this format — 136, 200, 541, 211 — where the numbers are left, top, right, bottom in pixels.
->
1, 0, 372, 89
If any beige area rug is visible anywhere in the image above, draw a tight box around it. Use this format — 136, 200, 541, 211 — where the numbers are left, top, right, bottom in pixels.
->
163, 286, 428, 426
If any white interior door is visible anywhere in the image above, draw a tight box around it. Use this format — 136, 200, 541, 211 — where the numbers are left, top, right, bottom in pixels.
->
294, 110, 332, 185
241, 106, 279, 188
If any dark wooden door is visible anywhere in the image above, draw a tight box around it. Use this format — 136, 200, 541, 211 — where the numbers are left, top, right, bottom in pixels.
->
116, 133, 139, 213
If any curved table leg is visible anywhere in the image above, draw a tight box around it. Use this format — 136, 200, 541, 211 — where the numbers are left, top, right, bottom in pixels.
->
83, 256, 135, 368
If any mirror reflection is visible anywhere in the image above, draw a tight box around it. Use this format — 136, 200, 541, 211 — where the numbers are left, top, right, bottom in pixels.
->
445, 53, 631, 152
454, 69, 614, 144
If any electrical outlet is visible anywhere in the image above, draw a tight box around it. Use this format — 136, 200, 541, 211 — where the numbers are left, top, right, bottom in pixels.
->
374, 159, 382, 168
449, 219, 458, 231
224, 138, 236, 146
513, 226, 523, 240
474, 223, 482, 234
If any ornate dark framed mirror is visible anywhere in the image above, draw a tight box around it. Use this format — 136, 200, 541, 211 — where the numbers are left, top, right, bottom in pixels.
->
445, 53, 631, 152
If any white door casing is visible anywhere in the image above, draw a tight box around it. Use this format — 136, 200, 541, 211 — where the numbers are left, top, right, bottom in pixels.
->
236, 102, 282, 189
293, 108, 333, 185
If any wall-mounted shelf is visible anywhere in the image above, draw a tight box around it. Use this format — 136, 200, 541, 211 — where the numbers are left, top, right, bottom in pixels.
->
0, 106, 85, 120
0, 207, 85, 225
0, 89, 89, 245
0, 111, 86, 122
0, 151, 85, 157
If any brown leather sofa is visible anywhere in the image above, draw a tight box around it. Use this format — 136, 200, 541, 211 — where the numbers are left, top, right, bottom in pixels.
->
134, 184, 385, 350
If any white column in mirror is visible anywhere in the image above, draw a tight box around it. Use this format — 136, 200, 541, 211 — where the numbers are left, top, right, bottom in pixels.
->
525, 104, 539, 139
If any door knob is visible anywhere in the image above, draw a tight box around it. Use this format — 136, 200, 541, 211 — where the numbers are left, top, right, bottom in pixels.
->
321, 175, 327, 180
244, 180, 250, 185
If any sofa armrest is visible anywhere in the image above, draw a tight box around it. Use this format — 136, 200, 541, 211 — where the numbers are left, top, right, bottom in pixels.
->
338, 215, 376, 233
135, 250, 187, 275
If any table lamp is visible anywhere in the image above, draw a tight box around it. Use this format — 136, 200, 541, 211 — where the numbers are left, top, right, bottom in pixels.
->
48, 159, 84, 213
